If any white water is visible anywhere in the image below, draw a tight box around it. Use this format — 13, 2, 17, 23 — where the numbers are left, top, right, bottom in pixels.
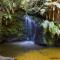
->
24, 15, 37, 41
12, 41, 35, 47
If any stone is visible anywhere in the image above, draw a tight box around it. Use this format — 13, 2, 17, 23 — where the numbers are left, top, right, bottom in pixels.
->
0, 56, 16, 60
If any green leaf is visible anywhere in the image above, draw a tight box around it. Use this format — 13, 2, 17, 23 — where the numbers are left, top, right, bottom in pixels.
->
41, 20, 49, 29
49, 21, 59, 35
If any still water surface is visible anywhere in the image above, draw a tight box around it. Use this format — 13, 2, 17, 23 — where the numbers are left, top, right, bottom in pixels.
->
0, 41, 60, 60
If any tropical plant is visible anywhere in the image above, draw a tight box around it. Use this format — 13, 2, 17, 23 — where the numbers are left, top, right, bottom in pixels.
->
0, 0, 25, 42
41, 20, 60, 46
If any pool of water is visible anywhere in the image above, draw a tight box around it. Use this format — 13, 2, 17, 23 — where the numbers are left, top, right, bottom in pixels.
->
0, 41, 60, 60
0, 41, 40, 57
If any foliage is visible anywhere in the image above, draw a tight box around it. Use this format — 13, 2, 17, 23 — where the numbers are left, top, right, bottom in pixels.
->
0, 0, 60, 46
0, 0, 46, 38
41, 20, 60, 46
0, 0, 26, 42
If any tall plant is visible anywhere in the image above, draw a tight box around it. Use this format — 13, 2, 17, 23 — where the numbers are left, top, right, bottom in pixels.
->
0, 0, 25, 42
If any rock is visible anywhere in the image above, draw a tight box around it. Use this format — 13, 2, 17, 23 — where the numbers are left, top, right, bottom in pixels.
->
0, 56, 15, 60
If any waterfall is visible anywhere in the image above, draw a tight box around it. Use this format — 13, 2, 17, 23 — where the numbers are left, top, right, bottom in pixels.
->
24, 15, 37, 41
23, 15, 47, 46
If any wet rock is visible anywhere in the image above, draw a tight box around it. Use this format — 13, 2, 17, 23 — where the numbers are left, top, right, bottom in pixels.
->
0, 56, 15, 60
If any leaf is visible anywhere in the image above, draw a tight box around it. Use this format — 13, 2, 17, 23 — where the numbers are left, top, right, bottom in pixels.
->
41, 20, 49, 29
49, 21, 59, 35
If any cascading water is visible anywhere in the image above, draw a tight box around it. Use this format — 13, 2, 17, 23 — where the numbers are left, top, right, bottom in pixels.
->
23, 14, 47, 46
24, 15, 37, 41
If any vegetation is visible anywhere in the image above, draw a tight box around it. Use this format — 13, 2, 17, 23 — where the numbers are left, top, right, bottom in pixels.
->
41, 20, 60, 46
0, 0, 45, 42
0, 0, 26, 42
0, 0, 60, 46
